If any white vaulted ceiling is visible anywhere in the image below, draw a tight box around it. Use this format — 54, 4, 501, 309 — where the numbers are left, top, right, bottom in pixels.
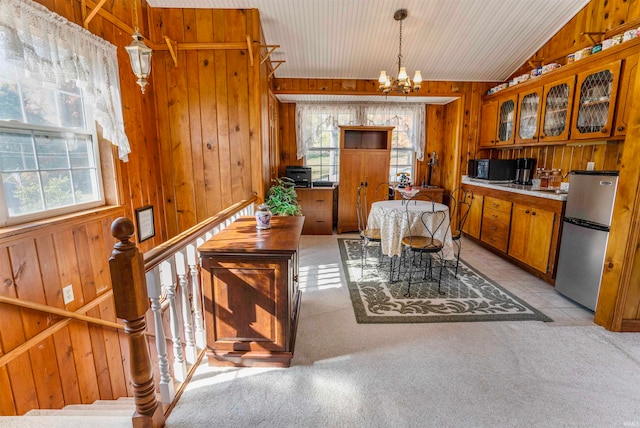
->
147, 0, 589, 83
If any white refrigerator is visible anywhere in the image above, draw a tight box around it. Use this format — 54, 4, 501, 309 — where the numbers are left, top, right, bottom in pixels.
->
555, 171, 619, 311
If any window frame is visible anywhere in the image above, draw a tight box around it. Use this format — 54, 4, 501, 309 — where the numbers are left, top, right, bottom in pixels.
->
0, 102, 104, 227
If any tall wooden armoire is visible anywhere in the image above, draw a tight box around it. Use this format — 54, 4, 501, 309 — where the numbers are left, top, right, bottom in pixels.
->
337, 126, 393, 233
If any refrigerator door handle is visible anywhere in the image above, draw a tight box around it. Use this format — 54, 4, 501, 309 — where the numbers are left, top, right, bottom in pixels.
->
564, 217, 610, 232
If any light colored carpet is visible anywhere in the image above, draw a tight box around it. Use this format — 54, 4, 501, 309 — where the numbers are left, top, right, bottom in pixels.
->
166, 235, 640, 428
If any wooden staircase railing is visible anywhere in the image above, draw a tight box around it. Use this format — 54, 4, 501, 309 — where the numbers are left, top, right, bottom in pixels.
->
108, 196, 256, 423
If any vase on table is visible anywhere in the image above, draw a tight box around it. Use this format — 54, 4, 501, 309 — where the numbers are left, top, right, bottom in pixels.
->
255, 204, 272, 229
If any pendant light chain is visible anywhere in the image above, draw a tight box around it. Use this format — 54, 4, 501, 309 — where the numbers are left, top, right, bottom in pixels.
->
133, 0, 140, 32
398, 18, 403, 72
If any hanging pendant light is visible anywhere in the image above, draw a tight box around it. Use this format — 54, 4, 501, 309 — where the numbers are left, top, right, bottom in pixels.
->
378, 9, 422, 95
125, 2, 152, 94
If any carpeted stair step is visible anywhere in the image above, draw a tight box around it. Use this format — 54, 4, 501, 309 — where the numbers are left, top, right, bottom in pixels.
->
24, 407, 134, 416
0, 415, 132, 428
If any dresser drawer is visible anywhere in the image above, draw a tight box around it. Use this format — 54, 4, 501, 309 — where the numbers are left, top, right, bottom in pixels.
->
481, 217, 510, 252
484, 196, 512, 215
298, 188, 335, 235
483, 207, 511, 224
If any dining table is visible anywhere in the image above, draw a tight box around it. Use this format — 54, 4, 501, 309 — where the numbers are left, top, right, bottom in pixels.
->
367, 199, 455, 260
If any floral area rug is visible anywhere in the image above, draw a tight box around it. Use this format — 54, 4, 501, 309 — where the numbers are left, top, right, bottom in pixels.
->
338, 238, 552, 323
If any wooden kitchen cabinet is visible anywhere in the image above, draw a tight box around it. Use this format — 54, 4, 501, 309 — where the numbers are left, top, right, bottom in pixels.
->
198, 216, 303, 367
508, 204, 556, 273
481, 196, 512, 253
570, 60, 621, 140
496, 94, 518, 145
461, 192, 483, 239
613, 53, 638, 137
297, 187, 335, 234
515, 86, 543, 145
479, 95, 517, 147
539, 76, 576, 142
479, 99, 499, 148
337, 126, 392, 233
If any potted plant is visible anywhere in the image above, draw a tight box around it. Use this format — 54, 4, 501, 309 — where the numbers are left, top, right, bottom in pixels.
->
264, 176, 303, 216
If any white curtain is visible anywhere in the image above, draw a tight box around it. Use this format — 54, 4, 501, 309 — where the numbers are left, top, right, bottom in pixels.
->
362, 103, 426, 161
295, 102, 426, 161
295, 103, 359, 159
0, 0, 131, 161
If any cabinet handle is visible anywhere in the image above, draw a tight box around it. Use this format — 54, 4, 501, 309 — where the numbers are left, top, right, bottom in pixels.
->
316, 199, 325, 202
540, 135, 545, 139
532, 212, 536, 216
492, 214, 498, 218
617, 126, 624, 132
601, 128, 607, 133
491, 226, 497, 231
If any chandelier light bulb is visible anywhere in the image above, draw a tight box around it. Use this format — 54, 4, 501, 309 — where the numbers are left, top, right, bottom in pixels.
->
398, 67, 408, 81
378, 71, 388, 84
413, 70, 422, 84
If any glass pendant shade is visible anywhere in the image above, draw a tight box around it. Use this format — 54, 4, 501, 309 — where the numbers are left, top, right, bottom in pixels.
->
125, 29, 153, 94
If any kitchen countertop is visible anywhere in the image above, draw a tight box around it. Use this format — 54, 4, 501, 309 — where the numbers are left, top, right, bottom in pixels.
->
462, 176, 567, 201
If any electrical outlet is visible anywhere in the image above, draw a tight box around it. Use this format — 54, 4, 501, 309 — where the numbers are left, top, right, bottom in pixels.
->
587, 162, 595, 171
62, 284, 74, 305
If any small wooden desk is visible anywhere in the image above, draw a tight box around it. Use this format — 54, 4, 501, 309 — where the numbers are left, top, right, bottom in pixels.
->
198, 216, 304, 367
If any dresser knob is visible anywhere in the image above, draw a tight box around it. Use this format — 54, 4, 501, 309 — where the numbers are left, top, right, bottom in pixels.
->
617, 126, 624, 132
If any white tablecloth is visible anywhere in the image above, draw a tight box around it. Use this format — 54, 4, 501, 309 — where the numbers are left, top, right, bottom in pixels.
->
367, 200, 454, 259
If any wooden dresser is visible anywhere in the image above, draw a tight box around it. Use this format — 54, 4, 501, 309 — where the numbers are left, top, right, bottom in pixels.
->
296, 186, 335, 234
198, 215, 303, 367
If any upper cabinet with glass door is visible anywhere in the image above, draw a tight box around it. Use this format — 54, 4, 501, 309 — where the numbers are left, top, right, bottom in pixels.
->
496, 94, 517, 145
515, 87, 542, 145
539, 76, 576, 143
570, 61, 621, 140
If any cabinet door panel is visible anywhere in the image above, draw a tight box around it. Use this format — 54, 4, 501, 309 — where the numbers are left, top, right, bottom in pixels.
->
508, 205, 532, 262
570, 61, 621, 139
515, 87, 542, 144
463, 194, 483, 239
527, 209, 555, 272
479, 99, 498, 147
539, 76, 575, 142
614, 54, 638, 137
496, 95, 518, 145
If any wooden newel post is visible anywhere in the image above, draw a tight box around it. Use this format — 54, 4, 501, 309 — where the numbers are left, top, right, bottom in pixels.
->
109, 217, 165, 428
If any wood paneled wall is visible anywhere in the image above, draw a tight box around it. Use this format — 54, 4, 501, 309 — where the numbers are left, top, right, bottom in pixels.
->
0, 1, 271, 415
274, 79, 491, 195
147, 8, 269, 236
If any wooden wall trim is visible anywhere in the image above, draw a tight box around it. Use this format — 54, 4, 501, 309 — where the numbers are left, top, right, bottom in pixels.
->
0, 291, 115, 369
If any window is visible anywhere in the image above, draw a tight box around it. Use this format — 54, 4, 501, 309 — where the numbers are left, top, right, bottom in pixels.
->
296, 104, 358, 181
296, 103, 425, 183
0, 62, 102, 226
364, 112, 417, 182
0, 0, 131, 226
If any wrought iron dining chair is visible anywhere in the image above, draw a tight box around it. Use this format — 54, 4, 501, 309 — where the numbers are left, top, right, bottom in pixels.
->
399, 198, 449, 297
374, 181, 393, 202
357, 183, 382, 274
448, 188, 473, 278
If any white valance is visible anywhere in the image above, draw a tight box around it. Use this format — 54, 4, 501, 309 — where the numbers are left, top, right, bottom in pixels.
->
0, 0, 131, 161
295, 103, 359, 159
362, 103, 426, 161
295, 102, 426, 161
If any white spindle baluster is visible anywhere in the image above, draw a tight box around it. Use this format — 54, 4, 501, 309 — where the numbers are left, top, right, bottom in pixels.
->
187, 241, 206, 349
146, 268, 175, 404
175, 251, 197, 364
160, 259, 187, 382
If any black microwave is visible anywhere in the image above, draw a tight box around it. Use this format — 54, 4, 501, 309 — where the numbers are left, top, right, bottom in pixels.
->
474, 159, 517, 181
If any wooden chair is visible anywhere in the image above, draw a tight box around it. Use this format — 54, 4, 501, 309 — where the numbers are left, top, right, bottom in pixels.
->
448, 188, 473, 277
374, 181, 393, 202
399, 199, 449, 297
357, 183, 382, 273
